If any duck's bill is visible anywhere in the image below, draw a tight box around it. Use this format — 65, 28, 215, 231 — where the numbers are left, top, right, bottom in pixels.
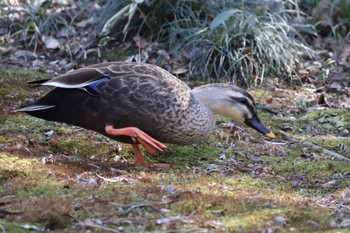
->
244, 115, 275, 139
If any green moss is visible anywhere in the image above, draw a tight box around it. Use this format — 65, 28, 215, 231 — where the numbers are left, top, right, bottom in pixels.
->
163, 172, 333, 231
15, 180, 66, 199
302, 109, 350, 131
262, 141, 350, 189
308, 136, 350, 150
0, 68, 48, 103
270, 157, 349, 179
0, 153, 38, 172
53, 136, 112, 157
153, 141, 228, 167
0, 169, 26, 184
3, 115, 57, 133
223, 208, 284, 230
224, 206, 331, 232
0, 68, 48, 80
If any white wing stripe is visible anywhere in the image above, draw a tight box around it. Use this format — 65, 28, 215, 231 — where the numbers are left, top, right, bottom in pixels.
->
42, 80, 97, 88
15, 105, 55, 112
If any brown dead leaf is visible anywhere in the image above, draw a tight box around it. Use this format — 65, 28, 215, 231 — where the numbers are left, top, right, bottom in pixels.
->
137, 171, 152, 183
265, 97, 274, 104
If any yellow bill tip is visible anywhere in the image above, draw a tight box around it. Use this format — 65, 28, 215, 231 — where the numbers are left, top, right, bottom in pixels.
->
265, 132, 275, 139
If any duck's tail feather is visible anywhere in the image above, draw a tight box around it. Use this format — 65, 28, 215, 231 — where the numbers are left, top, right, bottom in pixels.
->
14, 105, 55, 112
26, 79, 51, 87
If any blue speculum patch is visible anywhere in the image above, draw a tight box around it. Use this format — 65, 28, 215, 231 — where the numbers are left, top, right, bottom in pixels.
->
84, 77, 110, 95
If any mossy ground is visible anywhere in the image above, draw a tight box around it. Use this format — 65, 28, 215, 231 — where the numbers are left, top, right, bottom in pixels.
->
0, 68, 349, 232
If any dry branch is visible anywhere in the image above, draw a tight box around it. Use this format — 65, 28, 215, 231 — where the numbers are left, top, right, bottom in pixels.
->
279, 130, 350, 162
77, 223, 120, 233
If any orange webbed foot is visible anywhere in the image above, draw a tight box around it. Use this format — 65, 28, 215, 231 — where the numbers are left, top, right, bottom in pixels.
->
131, 144, 148, 167
132, 144, 170, 167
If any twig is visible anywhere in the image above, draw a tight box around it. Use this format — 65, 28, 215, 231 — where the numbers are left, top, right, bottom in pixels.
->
95, 173, 120, 182
68, 214, 120, 233
279, 130, 350, 162
122, 202, 165, 216
78, 223, 120, 233
263, 140, 288, 145
300, 140, 350, 162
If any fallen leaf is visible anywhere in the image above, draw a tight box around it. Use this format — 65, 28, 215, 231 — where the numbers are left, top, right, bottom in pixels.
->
265, 97, 274, 104
42, 36, 61, 49
137, 171, 152, 183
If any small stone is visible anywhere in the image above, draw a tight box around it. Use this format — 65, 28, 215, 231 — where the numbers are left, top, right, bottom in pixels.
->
44, 130, 54, 138
274, 216, 287, 225
340, 129, 349, 135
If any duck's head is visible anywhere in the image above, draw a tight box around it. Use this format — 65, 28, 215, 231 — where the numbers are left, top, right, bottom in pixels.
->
192, 84, 275, 139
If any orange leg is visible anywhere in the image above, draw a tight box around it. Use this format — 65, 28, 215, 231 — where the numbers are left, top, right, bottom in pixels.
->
131, 144, 171, 167
105, 125, 168, 167
105, 125, 166, 153
131, 144, 148, 166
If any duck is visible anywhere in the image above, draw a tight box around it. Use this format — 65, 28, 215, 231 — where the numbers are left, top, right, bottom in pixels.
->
15, 62, 275, 166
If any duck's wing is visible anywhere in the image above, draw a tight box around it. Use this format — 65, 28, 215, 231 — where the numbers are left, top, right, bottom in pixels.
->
40, 62, 179, 89
39, 62, 192, 109
40, 62, 120, 88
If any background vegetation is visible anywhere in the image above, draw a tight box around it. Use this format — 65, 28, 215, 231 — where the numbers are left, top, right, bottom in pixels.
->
1, 0, 349, 86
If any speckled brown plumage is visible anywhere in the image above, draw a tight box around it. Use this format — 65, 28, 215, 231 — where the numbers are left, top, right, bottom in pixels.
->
17, 62, 215, 144
16, 62, 275, 166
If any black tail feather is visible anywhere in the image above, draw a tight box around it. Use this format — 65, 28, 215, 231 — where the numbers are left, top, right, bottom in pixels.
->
27, 79, 51, 87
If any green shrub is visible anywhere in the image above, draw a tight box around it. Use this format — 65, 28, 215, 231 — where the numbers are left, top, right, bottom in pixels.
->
1, 0, 316, 86
102, 0, 315, 86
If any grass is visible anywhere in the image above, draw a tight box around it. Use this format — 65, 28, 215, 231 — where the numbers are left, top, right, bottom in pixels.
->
0, 67, 350, 232
171, 2, 314, 85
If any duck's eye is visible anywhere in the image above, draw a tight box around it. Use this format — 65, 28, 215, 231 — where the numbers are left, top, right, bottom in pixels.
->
238, 98, 248, 105
230, 97, 251, 106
